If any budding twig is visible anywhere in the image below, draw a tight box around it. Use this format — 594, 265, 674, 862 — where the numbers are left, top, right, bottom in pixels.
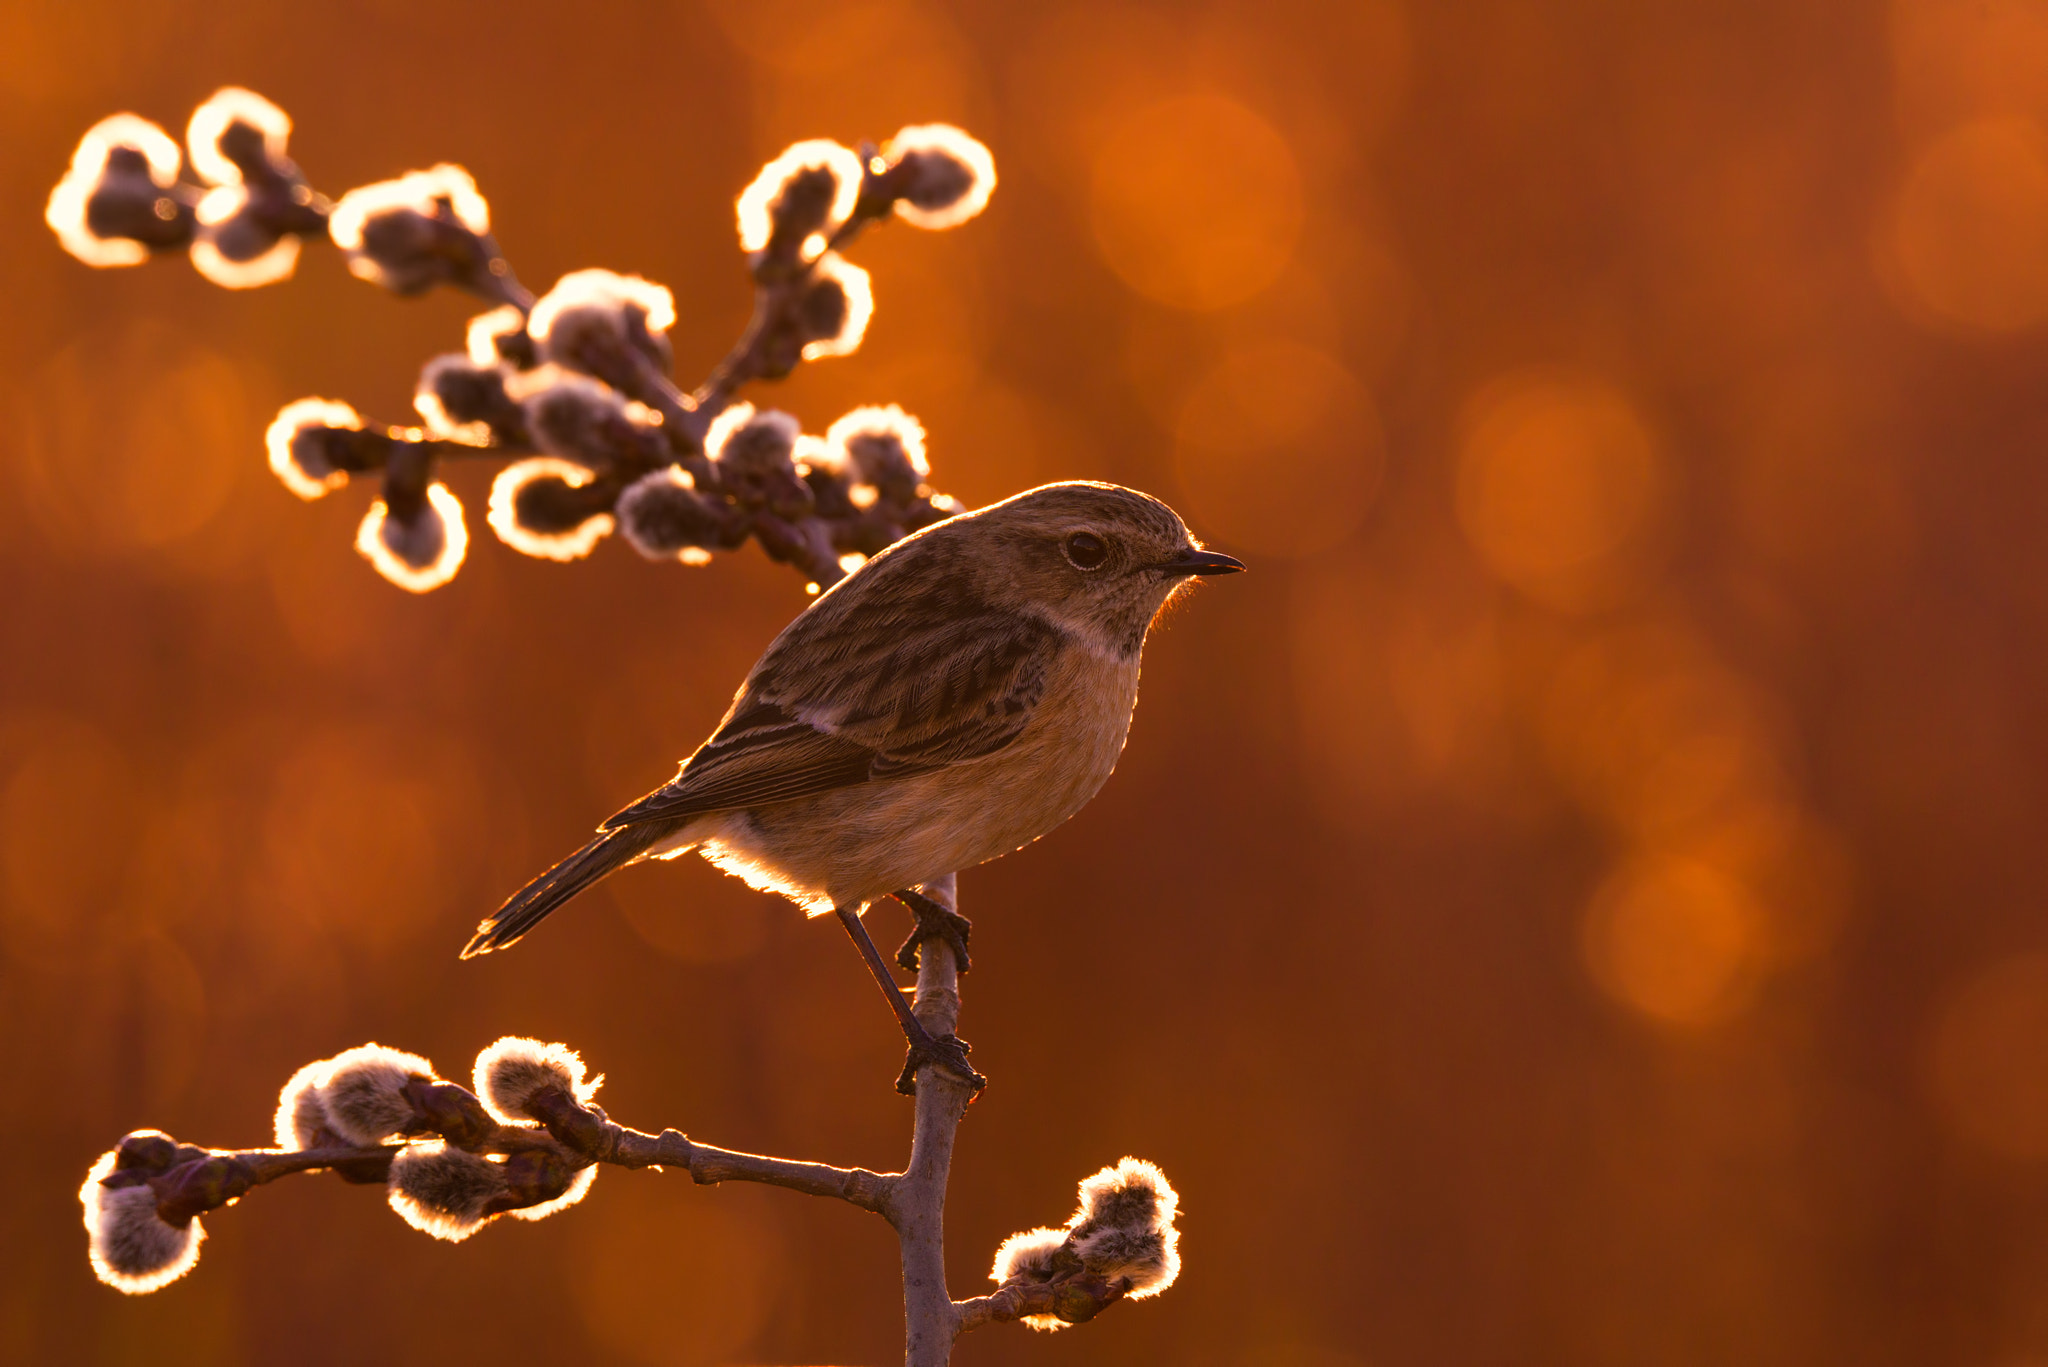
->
58, 91, 1187, 1364
47, 89, 994, 595
79, 874, 1182, 1360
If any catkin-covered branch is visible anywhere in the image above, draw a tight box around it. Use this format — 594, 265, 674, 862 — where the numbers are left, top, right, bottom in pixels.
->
47, 88, 994, 593
55, 91, 1187, 1366
78, 1023, 1180, 1341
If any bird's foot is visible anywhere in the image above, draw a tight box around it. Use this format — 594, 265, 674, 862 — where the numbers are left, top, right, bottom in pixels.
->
896, 1029, 985, 1096
893, 887, 972, 974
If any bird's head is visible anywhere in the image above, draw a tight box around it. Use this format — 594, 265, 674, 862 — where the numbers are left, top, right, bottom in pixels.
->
959, 481, 1243, 655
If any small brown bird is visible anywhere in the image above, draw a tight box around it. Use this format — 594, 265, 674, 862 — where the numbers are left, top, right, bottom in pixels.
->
463, 480, 1242, 1089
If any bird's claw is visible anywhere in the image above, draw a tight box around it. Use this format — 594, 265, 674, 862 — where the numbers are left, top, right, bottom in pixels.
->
893, 888, 972, 974
896, 1031, 985, 1096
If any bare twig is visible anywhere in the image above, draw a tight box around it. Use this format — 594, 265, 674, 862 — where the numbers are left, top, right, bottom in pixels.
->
880, 874, 977, 1364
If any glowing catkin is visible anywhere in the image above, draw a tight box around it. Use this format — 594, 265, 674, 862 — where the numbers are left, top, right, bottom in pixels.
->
1065, 1157, 1181, 1297
327, 164, 490, 290
184, 87, 291, 186
529, 269, 676, 345
355, 484, 469, 593
45, 114, 184, 268
736, 139, 864, 259
413, 355, 495, 444
329, 164, 489, 249
312, 1044, 435, 1145
184, 85, 290, 187
827, 405, 929, 504
190, 184, 301, 288
521, 372, 665, 467
473, 1036, 602, 1125
708, 401, 794, 475
487, 458, 615, 561
989, 1226, 1071, 1331
883, 124, 997, 231
798, 253, 872, 360
617, 466, 724, 564
79, 1150, 204, 1295
273, 1059, 333, 1150
386, 1141, 507, 1242
507, 1163, 598, 1222
264, 397, 360, 500
467, 304, 531, 367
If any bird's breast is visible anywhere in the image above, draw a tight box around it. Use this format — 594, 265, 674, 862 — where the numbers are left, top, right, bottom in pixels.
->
952, 646, 1142, 851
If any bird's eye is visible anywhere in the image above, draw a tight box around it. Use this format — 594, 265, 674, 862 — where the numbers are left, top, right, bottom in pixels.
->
1064, 532, 1108, 569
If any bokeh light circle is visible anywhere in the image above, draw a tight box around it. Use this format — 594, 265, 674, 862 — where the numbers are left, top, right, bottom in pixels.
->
1090, 95, 1306, 311
1888, 117, 2048, 333
1173, 340, 1382, 556
20, 322, 251, 556
1582, 854, 1762, 1027
1456, 371, 1665, 612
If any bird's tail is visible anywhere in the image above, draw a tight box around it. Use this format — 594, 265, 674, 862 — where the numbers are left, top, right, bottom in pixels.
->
461, 821, 675, 959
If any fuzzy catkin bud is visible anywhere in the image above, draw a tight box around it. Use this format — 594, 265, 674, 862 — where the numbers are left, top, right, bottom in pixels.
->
487, 458, 616, 561
416, 353, 526, 445
190, 183, 300, 288
46, 114, 193, 268
185, 87, 291, 187
827, 405, 928, 506
328, 164, 497, 295
80, 1149, 204, 1294
386, 1141, 506, 1242
355, 484, 469, 593
616, 467, 730, 564
507, 1162, 597, 1222
522, 374, 669, 468
473, 1037, 601, 1125
737, 140, 864, 262
882, 124, 997, 230
795, 253, 873, 360
990, 1226, 1071, 1332
796, 434, 858, 517
467, 304, 536, 369
1065, 1157, 1181, 1297
312, 1045, 436, 1145
264, 398, 361, 500
529, 269, 676, 378
707, 403, 812, 517
992, 1226, 1070, 1285
180, 90, 324, 290
274, 1060, 333, 1150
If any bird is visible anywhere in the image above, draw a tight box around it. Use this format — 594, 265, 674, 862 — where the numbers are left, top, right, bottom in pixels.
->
462, 480, 1243, 1092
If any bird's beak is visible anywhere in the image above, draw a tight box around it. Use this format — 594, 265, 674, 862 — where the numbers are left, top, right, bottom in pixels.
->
1156, 547, 1246, 577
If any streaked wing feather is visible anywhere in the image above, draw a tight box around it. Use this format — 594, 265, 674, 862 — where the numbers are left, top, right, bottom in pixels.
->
601, 727, 880, 828
599, 572, 1060, 830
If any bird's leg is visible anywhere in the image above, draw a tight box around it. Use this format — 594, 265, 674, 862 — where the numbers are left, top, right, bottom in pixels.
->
835, 905, 985, 1096
892, 886, 973, 974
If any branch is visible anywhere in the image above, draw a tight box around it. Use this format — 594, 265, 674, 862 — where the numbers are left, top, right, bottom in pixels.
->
46, 91, 992, 595
520, 1091, 892, 1213
955, 1274, 1130, 1332
691, 148, 910, 412
879, 875, 979, 1365
78, 888, 1184, 1366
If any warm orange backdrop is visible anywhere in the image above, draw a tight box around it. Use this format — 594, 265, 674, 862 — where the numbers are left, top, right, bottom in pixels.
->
5, 1, 2048, 1363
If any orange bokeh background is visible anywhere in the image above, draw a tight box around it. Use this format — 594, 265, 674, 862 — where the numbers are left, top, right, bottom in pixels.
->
6, 1, 2048, 1363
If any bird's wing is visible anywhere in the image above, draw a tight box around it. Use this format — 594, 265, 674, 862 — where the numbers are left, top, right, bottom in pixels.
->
600, 598, 1061, 830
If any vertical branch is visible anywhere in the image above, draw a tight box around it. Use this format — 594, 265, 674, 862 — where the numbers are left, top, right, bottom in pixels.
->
890, 873, 973, 1367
